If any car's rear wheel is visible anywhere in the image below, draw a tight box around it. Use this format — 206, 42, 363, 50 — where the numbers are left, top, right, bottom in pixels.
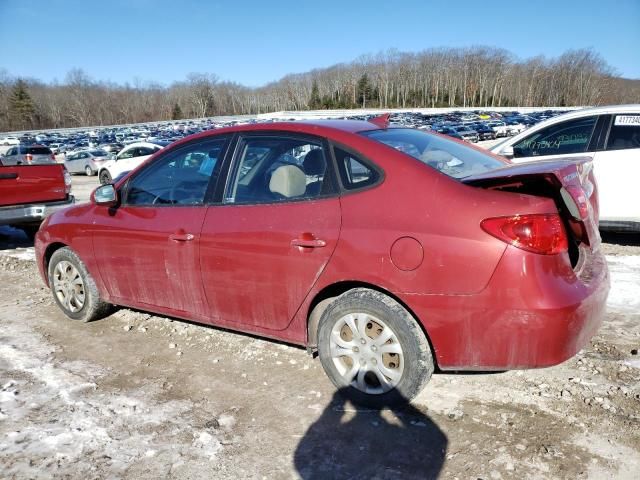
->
99, 170, 112, 185
317, 288, 434, 407
85, 165, 93, 176
48, 247, 111, 322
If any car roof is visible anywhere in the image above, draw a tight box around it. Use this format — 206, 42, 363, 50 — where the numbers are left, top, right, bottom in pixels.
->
531, 105, 640, 127
219, 119, 382, 134
122, 141, 166, 149
161, 119, 385, 152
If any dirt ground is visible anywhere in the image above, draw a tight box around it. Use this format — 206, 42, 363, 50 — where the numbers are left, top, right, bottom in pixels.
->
1, 175, 639, 479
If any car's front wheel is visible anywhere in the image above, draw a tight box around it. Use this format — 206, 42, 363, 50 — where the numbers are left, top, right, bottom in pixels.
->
317, 288, 434, 407
85, 165, 93, 176
48, 247, 111, 322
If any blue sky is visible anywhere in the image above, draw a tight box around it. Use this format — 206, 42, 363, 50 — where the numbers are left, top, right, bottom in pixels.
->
1, 0, 639, 86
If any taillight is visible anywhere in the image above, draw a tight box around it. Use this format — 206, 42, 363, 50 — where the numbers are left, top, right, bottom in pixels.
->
51, 153, 56, 161
63, 169, 72, 194
481, 214, 568, 255
25, 154, 33, 163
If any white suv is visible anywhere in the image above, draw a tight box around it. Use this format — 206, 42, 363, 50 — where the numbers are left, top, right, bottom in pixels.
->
491, 105, 640, 232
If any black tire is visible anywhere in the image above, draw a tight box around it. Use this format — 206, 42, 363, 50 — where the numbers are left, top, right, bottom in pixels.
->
99, 170, 112, 185
317, 288, 434, 407
48, 247, 112, 322
85, 165, 93, 176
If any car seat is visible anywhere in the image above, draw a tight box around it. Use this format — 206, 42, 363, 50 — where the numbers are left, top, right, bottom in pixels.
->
302, 149, 326, 196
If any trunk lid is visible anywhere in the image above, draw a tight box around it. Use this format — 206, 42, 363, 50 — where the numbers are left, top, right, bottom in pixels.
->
0, 164, 69, 207
463, 157, 600, 251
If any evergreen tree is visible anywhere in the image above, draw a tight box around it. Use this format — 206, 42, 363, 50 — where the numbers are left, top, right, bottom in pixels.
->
8, 80, 35, 130
171, 102, 183, 120
308, 80, 322, 109
356, 73, 372, 108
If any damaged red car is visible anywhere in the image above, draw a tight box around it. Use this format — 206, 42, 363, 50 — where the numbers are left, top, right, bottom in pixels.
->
35, 118, 609, 406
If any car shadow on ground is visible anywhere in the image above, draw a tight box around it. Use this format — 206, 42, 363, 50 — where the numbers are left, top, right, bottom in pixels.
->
294, 388, 447, 480
0, 226, 33, 250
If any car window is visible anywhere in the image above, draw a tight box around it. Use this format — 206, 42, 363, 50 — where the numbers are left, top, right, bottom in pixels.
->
226, 136, 329, 204
138, 147, 156, 156
606, 115, 640, 151
512, 116, 597, 157
27, 147, 52, 155
362, 128, 505, 179
125, 138, 227, 206
333, 147, 379, 190
118, 148, 135, 160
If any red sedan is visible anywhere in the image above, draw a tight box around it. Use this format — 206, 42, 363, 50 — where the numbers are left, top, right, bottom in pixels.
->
35, 118, 609, 406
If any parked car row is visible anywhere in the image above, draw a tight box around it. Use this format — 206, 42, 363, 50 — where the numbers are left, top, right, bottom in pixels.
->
2, 105, 638, 232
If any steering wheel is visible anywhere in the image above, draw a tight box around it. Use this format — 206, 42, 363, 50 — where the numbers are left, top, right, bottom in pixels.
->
168, 182, 202, 205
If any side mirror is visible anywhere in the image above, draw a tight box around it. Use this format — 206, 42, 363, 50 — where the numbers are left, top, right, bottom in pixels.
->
94, 184, 118, 206
500, 145, 514, 159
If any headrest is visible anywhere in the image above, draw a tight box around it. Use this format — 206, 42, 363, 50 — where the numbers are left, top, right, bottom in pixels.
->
269, 165, 306, 198
303, 149, 326, 176
420, 149, 453, 164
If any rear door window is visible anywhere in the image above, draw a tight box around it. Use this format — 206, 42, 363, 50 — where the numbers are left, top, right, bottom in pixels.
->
27, 147, 52, 155
138, 147, 157, 156
606, 115, 640, 151
512, 116, 597, 157
225, 136, 332, 204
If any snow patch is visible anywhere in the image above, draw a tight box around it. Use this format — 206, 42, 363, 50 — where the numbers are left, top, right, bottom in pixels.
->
0, 247, 35, 261
605, 255, 640, 313
0, 312, 224, 478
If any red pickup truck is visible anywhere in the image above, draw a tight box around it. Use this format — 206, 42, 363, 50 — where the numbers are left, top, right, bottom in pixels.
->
0, 163, 74, 239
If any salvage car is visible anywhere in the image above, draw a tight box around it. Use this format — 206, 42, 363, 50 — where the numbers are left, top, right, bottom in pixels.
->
491, 104, 640, 232
97, 141, 166, 184
64, 149, 111, 176
2, 145, 57, 165
35, 117, 609, 406
1, 163, 74, 238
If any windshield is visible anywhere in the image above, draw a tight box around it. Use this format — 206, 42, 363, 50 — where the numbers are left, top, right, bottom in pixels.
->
90, 149, 109, 156
361, 128, 506, 179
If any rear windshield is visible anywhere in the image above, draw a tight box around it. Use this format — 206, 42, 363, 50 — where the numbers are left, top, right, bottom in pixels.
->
90, 149, 109, 156
25, 146, 52, 155
361, 128, 506, 179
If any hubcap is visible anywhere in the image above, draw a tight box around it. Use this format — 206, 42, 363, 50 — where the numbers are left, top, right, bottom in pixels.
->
52, 261, 86, 313
330, 313, 404, 394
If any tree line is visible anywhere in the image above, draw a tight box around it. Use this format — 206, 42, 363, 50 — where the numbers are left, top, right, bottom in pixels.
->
1, 46, 638, 132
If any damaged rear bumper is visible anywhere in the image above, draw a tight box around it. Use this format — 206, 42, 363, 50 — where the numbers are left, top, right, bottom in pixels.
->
402, 246, 610, 370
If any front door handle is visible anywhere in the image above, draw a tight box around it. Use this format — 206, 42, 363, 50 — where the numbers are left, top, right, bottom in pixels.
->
291, 237, 326, 248
169, 231, 194, 242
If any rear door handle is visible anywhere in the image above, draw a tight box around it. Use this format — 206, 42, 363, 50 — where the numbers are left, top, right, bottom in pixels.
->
0, 173, 18, 180
291, 238, 326, 248
169, 231, 194, 242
